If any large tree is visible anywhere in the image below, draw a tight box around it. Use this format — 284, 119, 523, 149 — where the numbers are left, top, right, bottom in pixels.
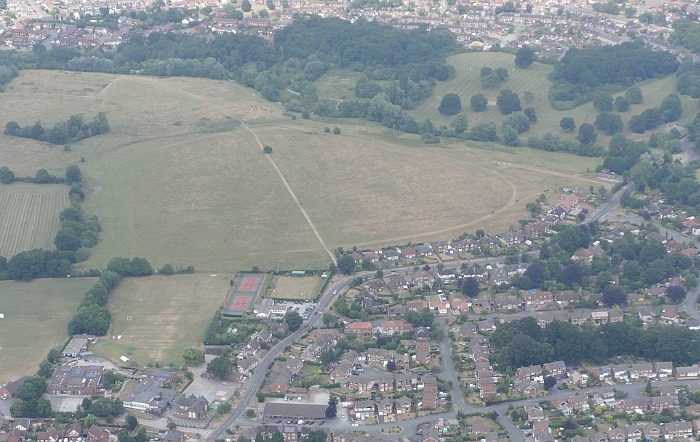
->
206, 356, 232, 380
325, 395, 338, 418
470, 93, 488, 112
515, 46, 536, 68
337, 255, 355, 275
559, 117, 575, 133
461, 277, 480, 297
577, 123, 597, 145
602, 286, 626, 307
285, 310, 303, 331
438, 93, 461, 116
496, 89, 521, 115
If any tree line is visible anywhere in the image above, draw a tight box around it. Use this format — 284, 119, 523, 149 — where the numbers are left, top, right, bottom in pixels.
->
0, 165, 103, 280
549, 41, 679, 110
4, 113, 109, 145
491, 317, 700, 371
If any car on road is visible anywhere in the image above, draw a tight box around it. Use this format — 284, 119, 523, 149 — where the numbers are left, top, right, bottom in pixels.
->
341, 413, 345, 418
352, 423, 359, 427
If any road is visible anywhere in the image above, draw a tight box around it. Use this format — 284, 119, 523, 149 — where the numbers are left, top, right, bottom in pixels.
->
589, 183, 631, 222
206, 181, 700, 441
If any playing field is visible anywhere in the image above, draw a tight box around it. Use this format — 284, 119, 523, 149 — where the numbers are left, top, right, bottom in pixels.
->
0, 278, 96, 385
269, 275, 321, 300
90, 273, 233, 366
0, 183, 70, 258
0, 70, 604, 271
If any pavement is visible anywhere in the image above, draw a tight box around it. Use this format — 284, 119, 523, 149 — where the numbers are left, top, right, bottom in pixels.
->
202, 183, 700, 441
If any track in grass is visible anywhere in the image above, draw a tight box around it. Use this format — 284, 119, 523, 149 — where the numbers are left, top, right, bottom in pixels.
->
0, 184, 69, 258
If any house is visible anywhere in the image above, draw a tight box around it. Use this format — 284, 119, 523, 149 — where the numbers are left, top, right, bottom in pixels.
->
611, 364, 630, 383
628, 363, 654, 381
163, 430, 187, 442
663, 421, 693, 439
526, 405, 546, 422
86, 425, 110, 442
395, 396, 412, 414
378, 320, 412, 335
638, 307, 655, 324
648, 395, 679, 412
676, 365, 699, 379
64, 422, 83, 441
173, 394, 209, 420
62, 334, 97, 358
353, 400, 376, 421
592, 366, 612, 382
655, 362, 673, 379
516, 365, 543, 382
660, 307, 680, 324
0, 376, 28, 400
543, 361, 567, 379
267, 368, 293, 394
37, 428, 62, 442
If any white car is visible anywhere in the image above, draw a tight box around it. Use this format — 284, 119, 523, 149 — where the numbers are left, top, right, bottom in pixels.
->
352, 423, 359, 427
341, 413, 345, 418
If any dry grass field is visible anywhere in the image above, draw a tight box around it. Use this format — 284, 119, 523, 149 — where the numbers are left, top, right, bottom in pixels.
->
269, 275, 321, 300
0, 183, 69, 257
90, 273, 233, 366
0, 70, 604, 272
0, 278, 96, 384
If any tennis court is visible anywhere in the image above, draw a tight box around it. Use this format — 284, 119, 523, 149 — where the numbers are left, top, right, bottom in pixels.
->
223, 273, 267, 317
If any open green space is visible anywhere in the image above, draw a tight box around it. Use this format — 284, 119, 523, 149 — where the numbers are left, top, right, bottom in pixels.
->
0, 70, 604, 272
411, 52, 696, 143
269, 275, 321, 300
90, 273, 233, 366
0, 278, 96, 384
0, 183, 69, 258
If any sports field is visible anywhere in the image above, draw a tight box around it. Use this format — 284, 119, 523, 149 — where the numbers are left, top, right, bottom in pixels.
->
0, 183, 69, 257
0, 278, 96, 384
90, 273, 233, 366
223, 272, 267, 316
269, 275, 321, 300
0, 70, 604, 271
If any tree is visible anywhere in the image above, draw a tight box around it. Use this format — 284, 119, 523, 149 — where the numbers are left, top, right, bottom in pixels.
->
461, 277, 480, 297
285, 310, 303, 331
386, 360, 397, 371
544, 375, 556, 390
47, 348, 61, 364
502, 125, 518, 146
625, 86, 643, 104
592, 92, 613, 112
438, 93, 461, 116
603, 286, 626, 307
470, 93, 487, 112
515, 46, 536, 68
183, 348, 205, 366
125, 415, 138, 432
333, 127, 341, 134
496, 89, 521, 115
267, 0, 275, 8
325, 395, 338, 418
241, 0, 251, 11
4, 120, 19, 136
469, 122, 497, 141
263, 145, 273, 153
577, 123, 597, 145
38, 360, 53, 379
660, 93, 682, 122
322, 312, 337, 327
666, 286, 687, 303
0, 166, 15, 184
206, 356, 232, 380
337, 254, 355, 275
450, 114, 468, 134
503, 111, 530, 134
524, 107, 537, 123
614, 96, 631, 112
594, 112, 623, 136
560, 117, 575, 133
303, 431, 327, 442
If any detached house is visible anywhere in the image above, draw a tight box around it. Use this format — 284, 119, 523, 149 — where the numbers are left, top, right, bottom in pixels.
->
173, 395, 209, 420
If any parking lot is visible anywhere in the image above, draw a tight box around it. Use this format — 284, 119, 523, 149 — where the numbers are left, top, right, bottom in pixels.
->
273, 301, 317, 320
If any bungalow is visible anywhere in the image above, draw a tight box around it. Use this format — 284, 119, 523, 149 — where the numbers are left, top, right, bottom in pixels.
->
401, 248, 416, 260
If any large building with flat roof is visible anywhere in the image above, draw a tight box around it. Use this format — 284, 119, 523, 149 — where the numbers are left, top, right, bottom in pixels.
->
47, 365, 103, 395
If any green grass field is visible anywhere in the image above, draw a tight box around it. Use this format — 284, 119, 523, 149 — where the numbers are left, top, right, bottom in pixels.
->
0, 70, 604, 272
411, 52, 697, 144
0, 278, 95, 384
90, 273, 233, 366
0, 183, 69, 258
269, 275, 320, 300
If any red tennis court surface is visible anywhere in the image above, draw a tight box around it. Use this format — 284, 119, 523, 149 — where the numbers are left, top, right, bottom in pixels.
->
230, 295, 253, 311
239, 277, 260, 292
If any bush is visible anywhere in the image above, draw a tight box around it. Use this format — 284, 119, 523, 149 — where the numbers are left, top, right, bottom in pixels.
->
438, 93, 461, 116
